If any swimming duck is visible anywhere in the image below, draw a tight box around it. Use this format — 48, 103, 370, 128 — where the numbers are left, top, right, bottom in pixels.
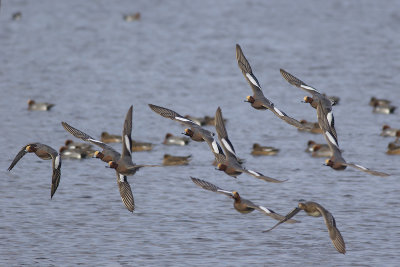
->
191, 177, 298, 223
12, 12, 22, 20
162, 154, 191, 166
264, 201, 346, 254
236, 44, 309, 131
101, 132, 122, 143
131, 140, 153, 152
369, 97, 391, 107
123, 12, 141, 22
386, 142, 400, 155
7, 143, 61, 198
251, 143, 279, 156
59, 146, 89, 159
372, 102, 396, 114
27, 99, 55, 111
380, 125, 400, 137
163, 133, 190, 146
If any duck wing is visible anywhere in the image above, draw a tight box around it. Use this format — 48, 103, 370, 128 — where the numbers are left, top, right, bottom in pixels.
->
121, 105, 133, 159
190, 177, 233, 198
116, 172, 135, 212
263, 206, 302, 232
7, 145, 29, 171
241, 168, 287, 183
61, 122, 120, 161
315, 203, 346, 254
215, 107, 237, 160
344, 162, 390, 177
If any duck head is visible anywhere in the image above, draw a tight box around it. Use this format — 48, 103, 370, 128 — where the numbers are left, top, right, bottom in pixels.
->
216, 163, 228, 172
183, 128, 194, 137
25, 144, 36, 152
94, 151, 104, 159
325, 158, 347, 170
232, 191, 240, 201
245, 95, 255, 104
108, 161, 118, 169
303, 96, 313, 104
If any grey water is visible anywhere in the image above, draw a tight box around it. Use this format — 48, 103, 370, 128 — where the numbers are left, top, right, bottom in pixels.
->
1, 0, 399, 266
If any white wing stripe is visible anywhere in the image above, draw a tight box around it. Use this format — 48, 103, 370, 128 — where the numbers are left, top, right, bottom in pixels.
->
258, 205, 272, 214
301, 84, 318, 91
326, 131, 338, 147
124, 134, 131, 153
222, 139, 235, 156
88, 138, 104, 145
247, 170, 260, 176
354, 164, 368, 170
217, 189, 233, 195
246, 73, 260, 88
327, 112, 333, 126
211, 140, 219, 154
274, 107, 284, 117
54, 155, 61, 168
175, 117, 191, 122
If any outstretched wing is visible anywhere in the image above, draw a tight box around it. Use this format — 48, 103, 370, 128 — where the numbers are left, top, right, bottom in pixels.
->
345, 162, 390, 177
215, 107, 237, 160
116, 172, 135, 212
148, 104, 199, 128
236, 44, 265, 96
190, 177, 233, 198
263, 206, 302, 232
316, 204, 346, 254
242, 168, 287, 183
61, 122, 119, 157
280, 69, 322, 98
7, 145, 29, 171
267, 105, 312, 130
121, 105, 133, 159
48, 148, 62, 199
243, 201, 299, 223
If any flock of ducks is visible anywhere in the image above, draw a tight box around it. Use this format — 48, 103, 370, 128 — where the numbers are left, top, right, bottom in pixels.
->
8, 44, 397, 255
10, 10, 141, 23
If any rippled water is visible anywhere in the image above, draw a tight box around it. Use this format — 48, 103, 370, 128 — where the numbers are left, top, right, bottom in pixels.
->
1, 0, 400, 266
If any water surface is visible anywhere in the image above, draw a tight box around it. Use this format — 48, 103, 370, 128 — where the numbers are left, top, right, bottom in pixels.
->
1, 0, 399, 266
